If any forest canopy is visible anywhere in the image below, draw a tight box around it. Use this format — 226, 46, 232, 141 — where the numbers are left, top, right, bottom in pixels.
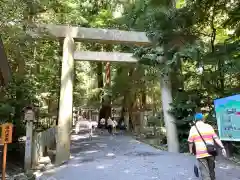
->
0, 0, 239, 152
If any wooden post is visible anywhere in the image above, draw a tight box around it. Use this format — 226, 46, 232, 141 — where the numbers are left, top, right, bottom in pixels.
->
55, 35, 74, 165
23, 107, 35, 171
160, 74, 179, 153
24, 121, 33, 170
2, 143, 7, 180
1, 123, 13, 180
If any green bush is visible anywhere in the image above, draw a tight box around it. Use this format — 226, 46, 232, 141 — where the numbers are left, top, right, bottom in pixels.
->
170, 90, 206, 151
0, 103, 14, 122
147, 114, 164, 127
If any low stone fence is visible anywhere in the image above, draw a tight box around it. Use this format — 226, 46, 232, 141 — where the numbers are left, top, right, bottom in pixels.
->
141, 126, 166, 137
131, 111, 152, 133
36, 116, 57, 130
32, 127, 56, 168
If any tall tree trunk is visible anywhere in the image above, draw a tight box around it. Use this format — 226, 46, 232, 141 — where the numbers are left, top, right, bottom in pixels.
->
237, 73, 240, 92
12, 0, 35, 141
104, 62, 112, 121
98, 62, 111, 127
159, 0, 179, 153
218, 58, 225, 95
97, 63, 104, 88
160, 72, 179, 152
127, 67, 135, 131
171, 57, 184, 97
141, 89, 147, 109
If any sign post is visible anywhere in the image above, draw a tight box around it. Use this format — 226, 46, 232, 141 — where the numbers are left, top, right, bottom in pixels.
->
23, 107, 36, 171
1, 123, 13, 180
214, 94, 240, 141
214, 94, 240, 157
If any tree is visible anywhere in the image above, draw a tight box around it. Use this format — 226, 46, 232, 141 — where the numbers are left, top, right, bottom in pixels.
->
119, 0, 240, 152
1, 0, 239, 156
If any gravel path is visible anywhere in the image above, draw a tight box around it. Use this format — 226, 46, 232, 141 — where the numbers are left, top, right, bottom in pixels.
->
37, 133, 240, 180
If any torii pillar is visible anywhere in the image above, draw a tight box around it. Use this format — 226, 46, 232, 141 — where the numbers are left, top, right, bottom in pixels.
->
55, 36, 75, 165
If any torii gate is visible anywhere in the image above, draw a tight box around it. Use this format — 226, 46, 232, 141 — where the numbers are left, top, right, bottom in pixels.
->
35, 24, 178, 165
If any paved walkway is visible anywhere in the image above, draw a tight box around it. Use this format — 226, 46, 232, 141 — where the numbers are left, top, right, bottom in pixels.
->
37, 132, 240, 180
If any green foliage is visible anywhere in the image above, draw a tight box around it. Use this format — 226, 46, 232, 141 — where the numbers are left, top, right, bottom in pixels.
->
120, 0, 240, 153
0, 103, 14, 120
1, 0, 129, 136
233, 142, 240, 155
169, 90, 203, 149
1, 0, 239, 157
147, 114, 164, 127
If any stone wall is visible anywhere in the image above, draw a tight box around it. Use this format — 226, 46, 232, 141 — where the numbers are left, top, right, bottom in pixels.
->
32, 127, 56, 168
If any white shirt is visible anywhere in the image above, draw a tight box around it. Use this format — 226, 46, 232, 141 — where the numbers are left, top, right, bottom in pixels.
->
188, 121, 217, 158
100, 118, 105, 125
107, 118, 114, 126
113, 120, 118, 127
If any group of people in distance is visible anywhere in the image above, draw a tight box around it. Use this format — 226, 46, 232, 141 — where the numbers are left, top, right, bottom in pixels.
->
74, 115, 97, 139
100, 117, 117, 134
74, 113, 126, 137
100, 117, 126, 135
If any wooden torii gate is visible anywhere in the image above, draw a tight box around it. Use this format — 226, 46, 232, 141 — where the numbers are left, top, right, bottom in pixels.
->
35, 24, 178, 165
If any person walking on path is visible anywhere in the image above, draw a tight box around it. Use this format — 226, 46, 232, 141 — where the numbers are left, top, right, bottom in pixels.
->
107, 117, 114, 135
188, 113, 227, 180
99, 118, 106, 134
112, 118, 118, 134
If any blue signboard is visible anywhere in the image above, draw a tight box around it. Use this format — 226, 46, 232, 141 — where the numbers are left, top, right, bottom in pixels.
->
214, 94, 240, 141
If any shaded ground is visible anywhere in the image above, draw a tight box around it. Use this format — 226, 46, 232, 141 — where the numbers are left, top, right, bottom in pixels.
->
37, 132, 240, 180
0, 142, 25, 179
